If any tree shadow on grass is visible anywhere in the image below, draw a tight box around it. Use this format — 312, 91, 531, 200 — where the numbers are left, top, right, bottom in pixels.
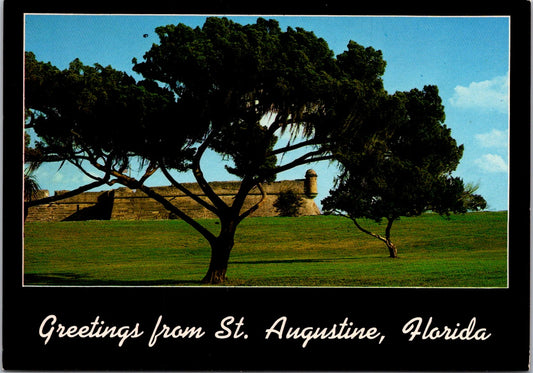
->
231, 257, 361, 265
24, 258, 365, 286
24, 272, 204, 286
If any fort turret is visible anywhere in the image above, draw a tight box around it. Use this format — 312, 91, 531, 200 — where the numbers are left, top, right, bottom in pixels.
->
304, 169, 318, 199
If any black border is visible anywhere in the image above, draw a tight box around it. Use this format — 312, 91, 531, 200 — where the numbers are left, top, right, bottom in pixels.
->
4, 1, 531, 370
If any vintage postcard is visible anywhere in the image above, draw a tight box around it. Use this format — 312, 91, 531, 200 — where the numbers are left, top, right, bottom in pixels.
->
4, 0, 530, 371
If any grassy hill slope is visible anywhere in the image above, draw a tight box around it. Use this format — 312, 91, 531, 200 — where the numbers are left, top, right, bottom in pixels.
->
24, 211, 507, 287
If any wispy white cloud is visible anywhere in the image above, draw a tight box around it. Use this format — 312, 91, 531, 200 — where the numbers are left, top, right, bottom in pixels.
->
449, 75, 509, 113
474, 154, 508, 173
51, 172, 65, 184
34, 163, 95, 192
475, 129, 508, 148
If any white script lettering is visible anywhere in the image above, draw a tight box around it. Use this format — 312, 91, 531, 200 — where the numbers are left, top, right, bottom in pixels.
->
215, 316, 248, 339
148, 315, 206, 347
402, 316, 492, 342
265, 316, 384, 348
38, 314, 143, 347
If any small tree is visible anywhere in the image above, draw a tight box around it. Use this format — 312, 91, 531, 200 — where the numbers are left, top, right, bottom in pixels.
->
24, 171, 40, 202
24, 133, 41, 202
462, 182, 488, 211
322, 86, 486, 258
273, 189, 304, 217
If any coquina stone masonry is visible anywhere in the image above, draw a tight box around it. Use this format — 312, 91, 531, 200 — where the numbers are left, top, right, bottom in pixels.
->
25, 170, 320, 222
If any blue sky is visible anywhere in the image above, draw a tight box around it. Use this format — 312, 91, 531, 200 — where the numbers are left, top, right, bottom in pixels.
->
24, 15, 510, 211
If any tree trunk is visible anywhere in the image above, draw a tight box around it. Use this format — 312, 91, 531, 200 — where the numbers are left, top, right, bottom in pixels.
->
201, 221, 236, 284
385, 218, 398, 258
202, 241, 232, 284
386, 240, 398, 258
351, 216, 399, 258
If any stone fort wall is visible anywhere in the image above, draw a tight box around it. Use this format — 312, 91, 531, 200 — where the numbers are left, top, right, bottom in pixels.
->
25, 170, 321, 222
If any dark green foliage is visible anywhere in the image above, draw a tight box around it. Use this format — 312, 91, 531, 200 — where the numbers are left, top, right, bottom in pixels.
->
273, 189, 304, 217
25, 52, 183, 171
25, 16, 425, 281
461, 183, 488, 212
323, 86, 486, 256
336, 41, 386, 88
26, 17, 389, 192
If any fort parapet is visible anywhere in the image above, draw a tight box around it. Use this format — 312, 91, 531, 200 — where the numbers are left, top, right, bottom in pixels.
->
25, 170, 321, 222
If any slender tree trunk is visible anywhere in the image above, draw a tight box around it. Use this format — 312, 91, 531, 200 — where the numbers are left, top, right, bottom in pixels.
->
201, 219, 237, 284
384, 218, 398, 258
385, 240, 398, 258
351, 216, 399, 258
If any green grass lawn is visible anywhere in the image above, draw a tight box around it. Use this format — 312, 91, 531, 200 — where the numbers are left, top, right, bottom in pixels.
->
23, 211, 507, 287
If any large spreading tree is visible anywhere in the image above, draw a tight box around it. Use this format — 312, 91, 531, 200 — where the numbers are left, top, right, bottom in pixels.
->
23, 52, 172, 217
322, 86, 487, 258
25, 17, 390, 283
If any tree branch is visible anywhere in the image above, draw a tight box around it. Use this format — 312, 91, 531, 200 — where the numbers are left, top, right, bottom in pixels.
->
160, 164, 219, 215
24, 151, 66, 165
238, 182, 267, 222
350, 217, 388, 244
133, 181, 217, 245
89, 159, 217, 245
271, 151, 333, 175
25, 179, 108, 208
385, 217, 395, 242
266, 111, 288, 137
267, 138, 318, 157
70, 159, 105, 182
191, 134, 229, 212
139, 161, 159, 184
